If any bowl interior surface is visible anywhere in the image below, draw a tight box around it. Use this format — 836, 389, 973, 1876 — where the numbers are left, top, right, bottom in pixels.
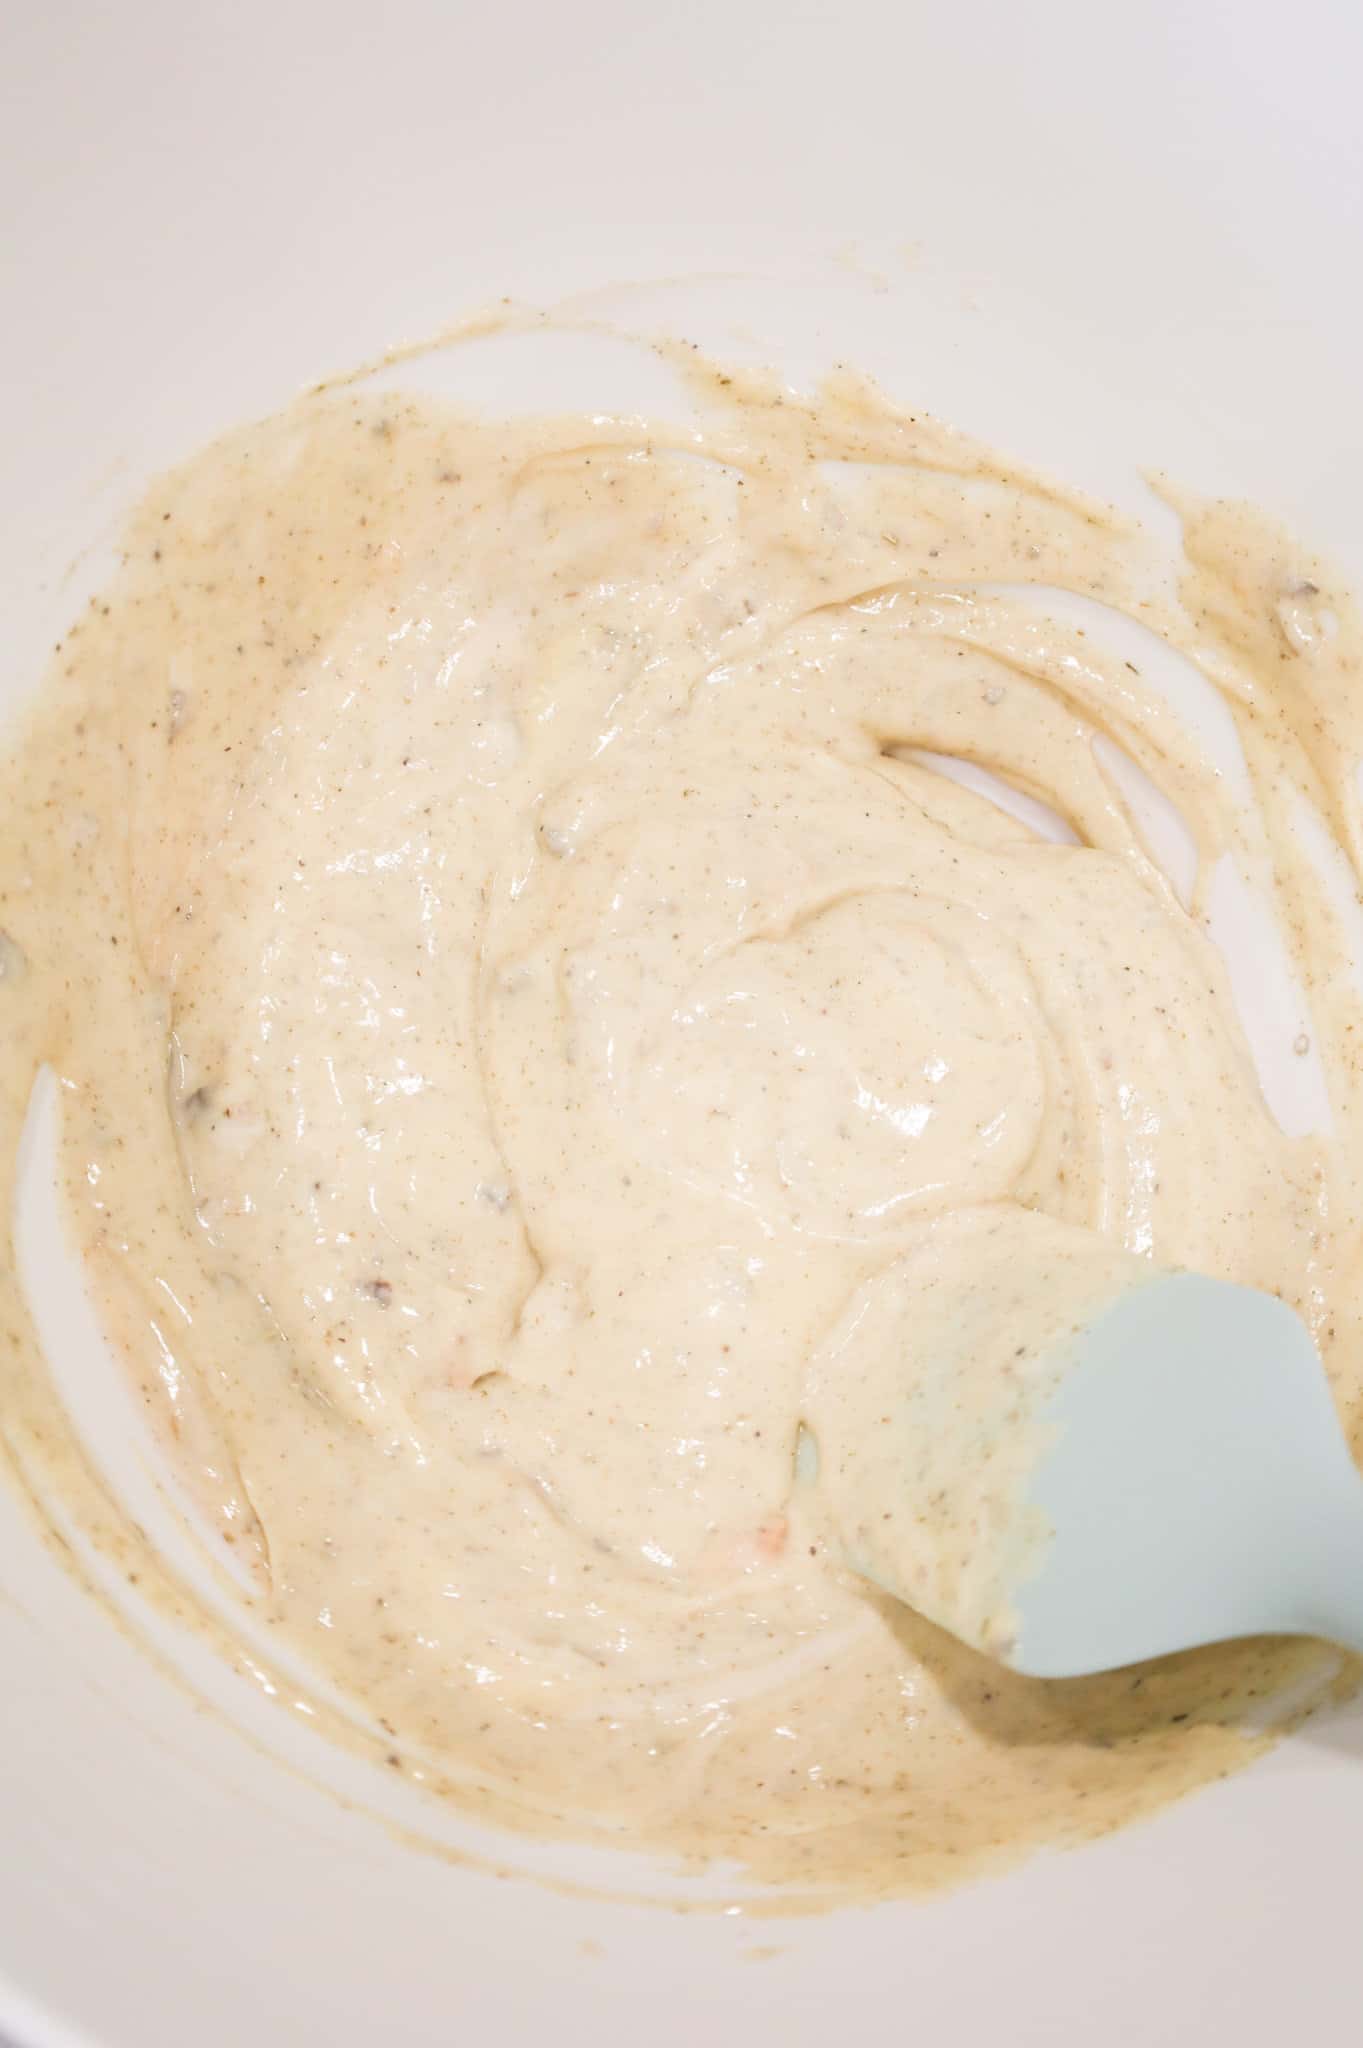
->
4, 4, 1363, 2043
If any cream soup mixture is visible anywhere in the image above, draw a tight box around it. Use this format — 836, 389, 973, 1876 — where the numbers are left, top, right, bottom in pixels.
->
3, 322, 1363, 1902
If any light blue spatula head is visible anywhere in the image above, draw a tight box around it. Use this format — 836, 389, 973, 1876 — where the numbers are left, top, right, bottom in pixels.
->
1008, 1272, 1363, 1674
808, 1247, 1363, 1677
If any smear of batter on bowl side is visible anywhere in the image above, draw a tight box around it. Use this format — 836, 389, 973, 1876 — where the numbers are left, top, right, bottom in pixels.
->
2, 313, 1362, 1905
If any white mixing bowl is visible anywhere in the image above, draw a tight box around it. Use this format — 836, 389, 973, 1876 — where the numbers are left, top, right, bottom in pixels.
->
5, 3, 1363, 2041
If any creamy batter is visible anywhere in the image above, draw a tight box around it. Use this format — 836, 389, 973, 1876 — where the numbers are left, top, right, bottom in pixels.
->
3, 322, 1363, 1904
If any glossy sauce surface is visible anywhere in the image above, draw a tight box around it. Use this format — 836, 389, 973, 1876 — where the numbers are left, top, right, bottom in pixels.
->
3, 332, 1362, 1901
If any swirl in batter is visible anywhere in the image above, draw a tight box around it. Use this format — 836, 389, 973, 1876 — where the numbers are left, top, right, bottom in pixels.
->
2, 324, 1362, 1901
